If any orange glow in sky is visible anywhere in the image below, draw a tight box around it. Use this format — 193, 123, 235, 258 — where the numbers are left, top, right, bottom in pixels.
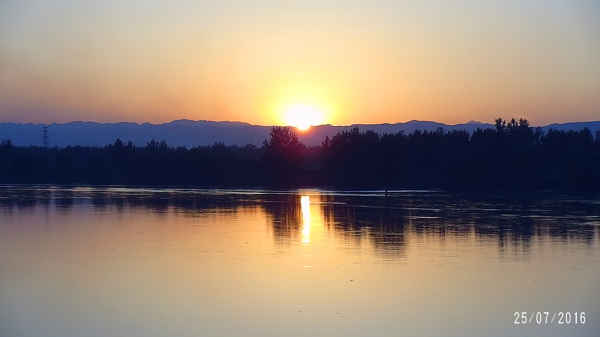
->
0, 1, 599, 126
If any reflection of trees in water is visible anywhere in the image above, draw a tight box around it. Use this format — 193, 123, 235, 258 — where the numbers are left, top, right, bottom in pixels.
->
126, 192, 170, 213
91, 189, 108, 211
1, 192, 37, 209
0, 187, 597, 254
259, 193, 408, 258
54, 190, 74, 210
106, 191, 261, 215
426, 193, 598, 251
5, 187, 53, 208
258, 193, 408, 258
261, 195, 302, 247
322, 192, 599, 256
0, 187, 261, 215
322, 201, 409, 259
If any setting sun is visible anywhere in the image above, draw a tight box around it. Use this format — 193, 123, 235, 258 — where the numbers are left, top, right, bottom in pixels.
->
284, 105, 325, 130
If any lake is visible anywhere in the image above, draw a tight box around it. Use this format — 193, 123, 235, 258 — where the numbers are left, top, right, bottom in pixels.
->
1, 186, 599, 336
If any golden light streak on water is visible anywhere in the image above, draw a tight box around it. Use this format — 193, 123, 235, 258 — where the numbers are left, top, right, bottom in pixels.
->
301, 195, 311, 245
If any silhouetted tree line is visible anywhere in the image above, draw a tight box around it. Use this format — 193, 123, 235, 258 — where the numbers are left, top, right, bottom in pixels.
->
1, 118, 599, 190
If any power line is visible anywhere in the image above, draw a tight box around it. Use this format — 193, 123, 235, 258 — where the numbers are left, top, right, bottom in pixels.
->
42, 127, 49, 147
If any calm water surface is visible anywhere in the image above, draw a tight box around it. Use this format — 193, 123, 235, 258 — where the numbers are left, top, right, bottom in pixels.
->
1, 186, 599, 336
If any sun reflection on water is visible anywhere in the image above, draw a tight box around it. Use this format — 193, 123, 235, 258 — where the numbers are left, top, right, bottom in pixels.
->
301, 195, 311, 245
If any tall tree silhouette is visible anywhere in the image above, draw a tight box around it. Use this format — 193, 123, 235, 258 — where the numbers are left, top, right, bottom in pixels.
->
262, 127, 306, 185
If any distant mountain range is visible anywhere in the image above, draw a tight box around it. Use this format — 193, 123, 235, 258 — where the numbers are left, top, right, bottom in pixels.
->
1, 119, 599, 148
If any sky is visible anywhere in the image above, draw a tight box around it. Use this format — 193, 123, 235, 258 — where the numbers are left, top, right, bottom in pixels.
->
1, 0, 599, 126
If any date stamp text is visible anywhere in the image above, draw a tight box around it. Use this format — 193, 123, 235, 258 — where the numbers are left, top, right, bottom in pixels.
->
514, 312, 586, 325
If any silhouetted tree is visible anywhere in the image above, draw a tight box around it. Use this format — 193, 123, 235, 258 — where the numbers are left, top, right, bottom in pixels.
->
262, 127, 306, 185
0, 117, 598, 190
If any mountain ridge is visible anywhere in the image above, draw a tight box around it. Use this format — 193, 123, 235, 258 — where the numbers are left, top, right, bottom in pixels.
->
1, 119, 599, 148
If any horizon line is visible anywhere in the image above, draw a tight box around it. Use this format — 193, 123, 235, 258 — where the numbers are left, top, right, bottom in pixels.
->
2, 118, 600, 128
